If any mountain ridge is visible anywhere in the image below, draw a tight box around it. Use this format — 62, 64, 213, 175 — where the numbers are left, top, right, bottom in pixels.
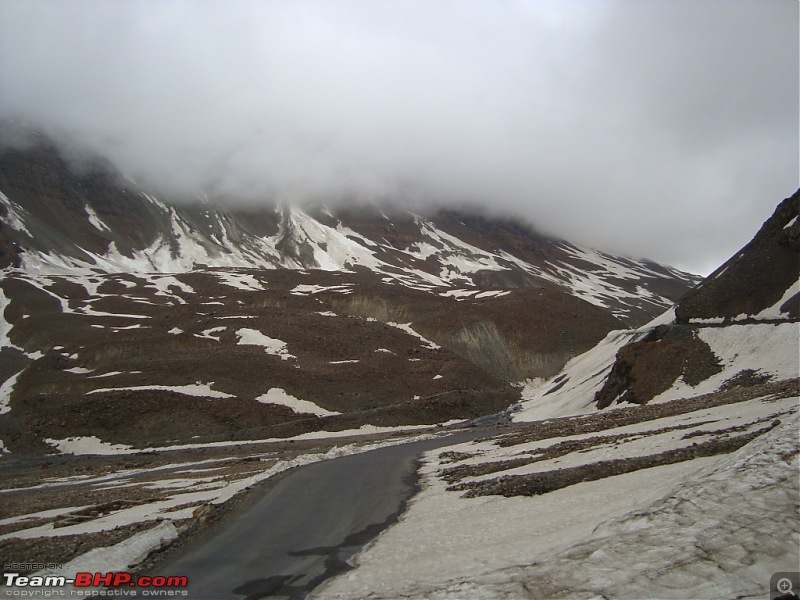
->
0, 135, 699, 323
0, 134, 704, 456
515, 188, 799, 420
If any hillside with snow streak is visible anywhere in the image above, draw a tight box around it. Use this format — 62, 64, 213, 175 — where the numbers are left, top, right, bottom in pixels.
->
315, 190, 799, 599
516, 189, 799, 421
0, 136, 698, 324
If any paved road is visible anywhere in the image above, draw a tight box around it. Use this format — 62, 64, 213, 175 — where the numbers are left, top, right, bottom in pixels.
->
149, 429, 488, 599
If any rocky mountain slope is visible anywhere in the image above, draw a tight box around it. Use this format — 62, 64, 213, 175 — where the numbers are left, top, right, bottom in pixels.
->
0, 134, 701, 456
516, 189, 799, 420
313, 190, 800, 600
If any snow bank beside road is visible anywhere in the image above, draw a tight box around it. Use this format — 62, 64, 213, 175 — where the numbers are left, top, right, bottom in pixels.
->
317, 394, 799, 599
317, 456, 716, 599
421, 412, 800, 600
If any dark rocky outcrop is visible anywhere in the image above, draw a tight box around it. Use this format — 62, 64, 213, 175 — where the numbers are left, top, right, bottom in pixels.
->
676, 190, 800, 323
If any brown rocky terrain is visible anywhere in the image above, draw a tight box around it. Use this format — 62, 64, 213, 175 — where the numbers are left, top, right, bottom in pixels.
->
0, 132, 703, 457
1, 268, 523, 455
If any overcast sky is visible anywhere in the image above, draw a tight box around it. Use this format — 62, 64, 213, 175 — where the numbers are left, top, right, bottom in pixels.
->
0, 0, 797, 274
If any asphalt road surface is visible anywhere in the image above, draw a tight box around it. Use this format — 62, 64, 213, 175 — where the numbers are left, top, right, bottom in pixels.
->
149, 428, 489, 600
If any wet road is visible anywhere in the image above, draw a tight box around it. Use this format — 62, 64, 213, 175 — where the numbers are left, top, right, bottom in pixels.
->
150, 428, 488, 599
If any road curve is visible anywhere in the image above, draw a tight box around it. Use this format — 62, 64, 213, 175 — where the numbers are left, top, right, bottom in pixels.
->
149, 429, 488, 599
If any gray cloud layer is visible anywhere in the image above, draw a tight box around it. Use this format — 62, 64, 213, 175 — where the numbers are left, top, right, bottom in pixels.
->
0, 0, 797, 274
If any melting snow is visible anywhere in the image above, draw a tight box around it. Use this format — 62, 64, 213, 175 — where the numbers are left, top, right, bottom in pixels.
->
291, 284, 353, 295
256, 388, 341, 417
196, 326, 226, 341
317, 402, 799, 600
0, 191, 32, 237
45, 436, 137, 456
0, 432, 447, 541
146, 274, 195, 302
23, 522, 178, 592
63, 367, 94, 374
386, 322, 441, 350
84, 205, 111, 233
87, 382, 235, 399
236, 328, 296, 360
215, 272, 265, 291
753, 277, 799, 320
0, 372, 22, 415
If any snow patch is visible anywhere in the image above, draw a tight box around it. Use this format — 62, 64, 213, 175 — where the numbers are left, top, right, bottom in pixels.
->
386, 322, 441, 350
0, 371, 22, 415
291, 284, 353, 296
514, 328, 643, 421
84, 205, 111, 233
29, 522, 178, 588
689, 317, 725, 324
698, 322, 799, 385
64, 367, 93, 374
236, 328, 296, 361
752, 277, 799, 320
87, 382, 235, 399
196, 326, 225, 341
256, 388, 340, 417
45, 436, 137, 456
215, 272, 265, 292
0, 191, 32, 236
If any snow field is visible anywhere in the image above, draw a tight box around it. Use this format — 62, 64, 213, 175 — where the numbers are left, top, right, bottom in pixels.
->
516, 320, 799, 421
514, 328, 643, 421
316, 396, 799, 599
454, 396, 796, 485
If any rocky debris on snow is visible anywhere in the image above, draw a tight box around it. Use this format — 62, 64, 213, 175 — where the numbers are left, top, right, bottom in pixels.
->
451, 419, 779, 498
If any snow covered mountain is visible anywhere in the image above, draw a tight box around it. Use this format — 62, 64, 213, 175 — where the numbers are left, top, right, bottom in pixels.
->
515, 189, 799, 420
0, 133, 702, 456
313, 190, 800, 600
0, 135, 698, 322
1, 134, 796, 599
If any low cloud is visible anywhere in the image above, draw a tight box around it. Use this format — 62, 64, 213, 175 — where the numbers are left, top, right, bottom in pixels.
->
0, 0, 796, 274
